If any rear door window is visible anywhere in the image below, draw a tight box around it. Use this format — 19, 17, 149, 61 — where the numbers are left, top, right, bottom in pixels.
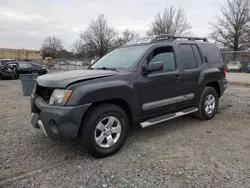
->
179, 44, 197, 70
18, 62, 32, 68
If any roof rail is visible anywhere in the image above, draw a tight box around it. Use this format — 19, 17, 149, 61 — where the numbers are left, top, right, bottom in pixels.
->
152, 35, 208, 42
123, 35, 208, 46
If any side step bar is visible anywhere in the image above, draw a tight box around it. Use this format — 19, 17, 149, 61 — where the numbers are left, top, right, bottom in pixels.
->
140, 107, 198, 128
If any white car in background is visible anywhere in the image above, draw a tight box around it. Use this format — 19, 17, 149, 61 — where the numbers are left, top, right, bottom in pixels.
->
68, 61, 76, 65
76, 61, 83, 66
227, 61, 242, 72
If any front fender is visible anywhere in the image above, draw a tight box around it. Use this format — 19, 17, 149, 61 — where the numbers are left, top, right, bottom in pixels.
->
67, 80, 140, 119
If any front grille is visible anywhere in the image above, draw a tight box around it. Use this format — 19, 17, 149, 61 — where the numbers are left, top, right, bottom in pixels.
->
36, 84, 54, 102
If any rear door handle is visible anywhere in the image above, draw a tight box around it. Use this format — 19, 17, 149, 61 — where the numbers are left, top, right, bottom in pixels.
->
174, 74, 181, 79
174, 74, 181, 83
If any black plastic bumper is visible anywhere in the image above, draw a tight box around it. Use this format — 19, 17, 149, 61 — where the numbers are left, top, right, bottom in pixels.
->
218, 78, 228, 96
30, 94, 91, 140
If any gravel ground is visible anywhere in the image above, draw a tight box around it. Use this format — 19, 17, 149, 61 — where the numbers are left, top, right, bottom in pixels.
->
0, 80, 249, 188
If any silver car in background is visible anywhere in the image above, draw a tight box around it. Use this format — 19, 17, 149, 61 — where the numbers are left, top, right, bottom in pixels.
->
227, 61, 242, 72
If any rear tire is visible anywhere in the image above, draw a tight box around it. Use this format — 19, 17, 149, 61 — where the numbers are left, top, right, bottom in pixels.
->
79, 104, 129, 158
32, 70, 39, 75
194, 87, 219, 120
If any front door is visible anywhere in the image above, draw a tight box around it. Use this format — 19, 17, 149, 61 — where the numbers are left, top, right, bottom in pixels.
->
138, 45, 183, 117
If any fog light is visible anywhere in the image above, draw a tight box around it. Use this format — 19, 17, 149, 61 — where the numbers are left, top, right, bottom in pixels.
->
49, 119, 59, 134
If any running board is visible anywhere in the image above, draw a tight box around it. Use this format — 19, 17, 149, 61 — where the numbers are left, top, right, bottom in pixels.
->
140, 107, 198, 128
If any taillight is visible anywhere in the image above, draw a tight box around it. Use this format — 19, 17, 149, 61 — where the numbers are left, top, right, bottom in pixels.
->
223, 65, 227, 78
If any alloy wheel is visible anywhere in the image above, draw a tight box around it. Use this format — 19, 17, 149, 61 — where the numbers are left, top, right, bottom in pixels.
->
94, 116, 122, 148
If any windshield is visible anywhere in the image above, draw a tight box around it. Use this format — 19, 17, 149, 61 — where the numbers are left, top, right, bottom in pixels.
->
91, 45, 149, 69
229, 61, 240, 65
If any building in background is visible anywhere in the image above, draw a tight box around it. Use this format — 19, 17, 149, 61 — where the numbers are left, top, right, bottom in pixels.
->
0, 48, 41, 60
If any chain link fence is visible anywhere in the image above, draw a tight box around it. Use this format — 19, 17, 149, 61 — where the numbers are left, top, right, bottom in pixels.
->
221, 51, 250, 73
28, 51, 249, 72
221, 51, 250, 63
28, 58, 93, 71
52, 58, 92, 71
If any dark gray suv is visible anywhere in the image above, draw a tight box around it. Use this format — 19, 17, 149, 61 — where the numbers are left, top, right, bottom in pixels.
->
31, 35, 228, 157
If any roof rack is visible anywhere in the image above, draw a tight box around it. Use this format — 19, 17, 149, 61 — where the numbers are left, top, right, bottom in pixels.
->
152, 35, 208, 42
123, 35, 208, 46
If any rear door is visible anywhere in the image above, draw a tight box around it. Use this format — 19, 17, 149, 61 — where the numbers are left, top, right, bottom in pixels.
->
177, 44, 203, 107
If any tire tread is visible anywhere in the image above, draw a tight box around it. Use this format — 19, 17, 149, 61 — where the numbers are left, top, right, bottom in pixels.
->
79, 103, 129, 158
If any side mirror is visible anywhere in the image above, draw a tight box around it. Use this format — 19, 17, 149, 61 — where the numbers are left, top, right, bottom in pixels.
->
147, 61, 163, 73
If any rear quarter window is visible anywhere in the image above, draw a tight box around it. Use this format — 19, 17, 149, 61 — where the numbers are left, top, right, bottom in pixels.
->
202, 44, 222, 64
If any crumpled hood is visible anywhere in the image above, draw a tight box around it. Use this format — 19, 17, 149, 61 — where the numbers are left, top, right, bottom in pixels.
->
37, 69, 119, 88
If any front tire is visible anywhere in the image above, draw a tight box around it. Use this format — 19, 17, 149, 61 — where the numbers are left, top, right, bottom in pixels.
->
79, 104, 129, 158
11, 71, 18, 79
195, 87, 219, 120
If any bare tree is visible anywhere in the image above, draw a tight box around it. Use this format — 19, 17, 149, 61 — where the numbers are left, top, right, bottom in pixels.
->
211, 0, 250, 51
41, 36, 63, 58
58, 49, 74, 58
147, 6, 191, 36
241, 26, 250, 50
71, 39, 85, 58
80, 14, 116, 58
114, 29, 140, 47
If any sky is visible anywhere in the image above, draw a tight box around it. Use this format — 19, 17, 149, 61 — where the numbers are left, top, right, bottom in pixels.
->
0, 0, 227, 51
